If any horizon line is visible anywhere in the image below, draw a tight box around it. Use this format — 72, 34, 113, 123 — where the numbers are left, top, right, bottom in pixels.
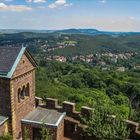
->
0, 28, 140, 33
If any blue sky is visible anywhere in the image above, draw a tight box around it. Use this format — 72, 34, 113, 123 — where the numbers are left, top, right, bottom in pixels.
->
0, 0, 140, 31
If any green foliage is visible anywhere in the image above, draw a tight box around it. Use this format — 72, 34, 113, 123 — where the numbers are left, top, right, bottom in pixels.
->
23, 127, 30, 140
82, 105, 130, 140
40, 125, 52, 140
51, 34, 140, 56
132, 109, 140, 124
36, 61, 135, 118
0, 134, 12, 140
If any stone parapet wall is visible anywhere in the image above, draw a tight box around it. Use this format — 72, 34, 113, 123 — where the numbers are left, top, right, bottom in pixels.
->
35, 97, 140, 139
35, 97, 92, 120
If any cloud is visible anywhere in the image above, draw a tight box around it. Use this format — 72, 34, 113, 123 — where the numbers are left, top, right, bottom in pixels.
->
0, 2, 32, 11
100, 0, 107, 4
26, 0, 46, 3
48, 0, 72, 9
129, 17, 136, 20
0, 0, 13, 2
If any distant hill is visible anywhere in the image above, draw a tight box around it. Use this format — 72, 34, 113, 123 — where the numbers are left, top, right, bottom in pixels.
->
0, 31, 140, 57
0, 28, 140, 36
50, 34, 140, 56
53, 29, 140, 36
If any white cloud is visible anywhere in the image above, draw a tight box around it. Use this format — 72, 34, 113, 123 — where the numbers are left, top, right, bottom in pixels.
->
0, 2, 32, 11
129, 17, 136, 20
48, 0, 72, 9
100, 0, 107, 4
26, 0, 46, 3
0, 0, 13, 2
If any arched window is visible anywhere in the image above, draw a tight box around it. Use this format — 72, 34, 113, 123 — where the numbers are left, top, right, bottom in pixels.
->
21, 86, 26, 100
26, 83, 30, 96
18, 88, 21, 103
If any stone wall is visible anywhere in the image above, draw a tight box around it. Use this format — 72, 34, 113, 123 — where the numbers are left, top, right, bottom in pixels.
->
0, 78, 12, 136
10, 53, 36, 139
0, 120, 8, 136
22, 120, 64, 140
12, 53, 35, 79
0, 53, 36, 140
11, 70, 35, 139
0, 78, 11, 117
56, 120, 64, 140
35, 97, 140, 140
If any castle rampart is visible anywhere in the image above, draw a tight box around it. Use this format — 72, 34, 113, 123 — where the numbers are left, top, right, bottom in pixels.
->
35, 97, 140, 140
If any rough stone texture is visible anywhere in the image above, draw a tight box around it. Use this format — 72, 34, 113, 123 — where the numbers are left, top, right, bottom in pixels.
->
35, 97, 43, 107
0, 124, 5, 136
46, 98, 58, 109
36, 97, 140, 140
0, 52, 36, 140
21, 123, 33, 140
12, 53, 35, 78
10, 53, 36, 139
63, 101, 75, 116
22, 119, 64, 140
0, 121, 8, 136
0, 78, 11, 117
57, 120, 64, 140
81, 106, 92, 119
0, 78, 12, 135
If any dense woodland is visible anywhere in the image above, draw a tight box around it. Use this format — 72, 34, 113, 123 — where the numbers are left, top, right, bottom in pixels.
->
36, 61, 140, 122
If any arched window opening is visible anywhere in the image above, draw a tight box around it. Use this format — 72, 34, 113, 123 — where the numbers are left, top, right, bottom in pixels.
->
21, 86, 26, 100
26, 83, 30, 96
18, 88, 21, 103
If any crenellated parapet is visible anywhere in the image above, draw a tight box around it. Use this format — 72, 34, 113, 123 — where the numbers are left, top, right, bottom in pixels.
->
35, 97, 92, 120
35, 97, 140, 139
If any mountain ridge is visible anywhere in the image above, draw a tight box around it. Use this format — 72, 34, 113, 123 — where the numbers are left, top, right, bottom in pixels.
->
0, 28, 140, 36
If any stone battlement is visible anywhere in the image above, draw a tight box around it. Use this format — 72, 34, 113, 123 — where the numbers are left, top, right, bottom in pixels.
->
35, 97, 140, 139
35, 97, 92, 120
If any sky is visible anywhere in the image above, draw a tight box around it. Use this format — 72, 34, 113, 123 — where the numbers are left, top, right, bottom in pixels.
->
0, 0, 140, 31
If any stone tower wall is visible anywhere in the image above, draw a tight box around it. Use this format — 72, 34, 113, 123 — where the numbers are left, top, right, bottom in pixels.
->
0, 78, 11, 117
10, 53, 36, 139
0, 52, 36, 140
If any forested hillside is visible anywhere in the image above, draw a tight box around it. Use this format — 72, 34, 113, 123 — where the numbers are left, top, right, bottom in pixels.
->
36, 61, 140, 122
0, 31, 140, 122
0, 32, 140, 56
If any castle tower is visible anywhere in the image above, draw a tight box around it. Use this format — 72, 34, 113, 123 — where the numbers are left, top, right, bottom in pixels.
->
0, 47, 37, 139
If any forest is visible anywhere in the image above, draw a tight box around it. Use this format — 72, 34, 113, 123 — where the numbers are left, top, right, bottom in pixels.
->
1, 32, 140, 56
36, 61, 140, 122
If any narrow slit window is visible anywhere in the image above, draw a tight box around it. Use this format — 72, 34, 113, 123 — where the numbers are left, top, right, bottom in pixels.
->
18, 88, 21, 103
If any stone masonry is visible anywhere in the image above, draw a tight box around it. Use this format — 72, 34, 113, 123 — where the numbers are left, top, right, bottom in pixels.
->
0, 47, 36, 140
35, 97, 140, 140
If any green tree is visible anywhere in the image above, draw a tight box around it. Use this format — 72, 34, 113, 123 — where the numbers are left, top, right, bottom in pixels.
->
0, 134, 12, 140
40, 125, 52, 140
23, 127, 30, 140
82, 105, 130, 140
